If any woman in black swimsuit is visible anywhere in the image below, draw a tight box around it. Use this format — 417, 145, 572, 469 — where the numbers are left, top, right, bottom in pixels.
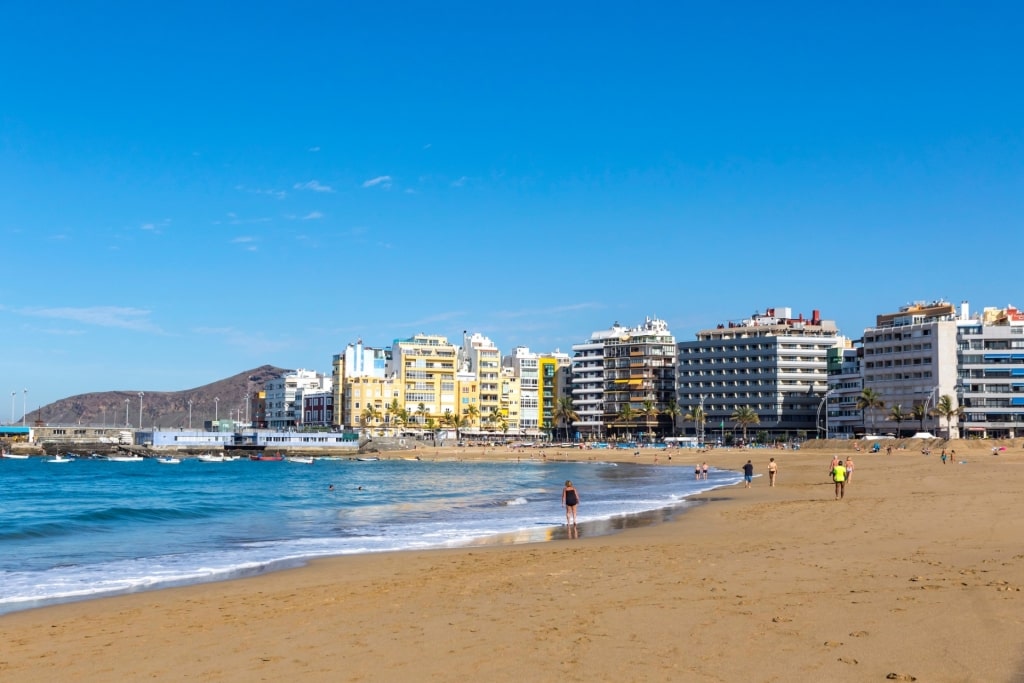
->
562, 479, 579, 526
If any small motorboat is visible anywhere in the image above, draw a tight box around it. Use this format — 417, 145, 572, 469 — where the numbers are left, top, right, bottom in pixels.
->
287, 456, 314, 465
249, 453, 284, 461
47, 455, 73, 463
197, 453, 227, 463
156, 456, 181, 465
1, 452, 30, 459
105, 454, 146, 462
356, 456, 380, 462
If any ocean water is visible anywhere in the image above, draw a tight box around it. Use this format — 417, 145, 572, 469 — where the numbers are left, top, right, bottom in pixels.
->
0, 454, 741, 615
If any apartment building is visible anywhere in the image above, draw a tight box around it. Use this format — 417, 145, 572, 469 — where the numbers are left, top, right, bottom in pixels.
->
677, 308, 838, 442
958, 304, 1024, 439
539, 352, 571, 437
502, 347, 540, 433
387, 333, 458, 427
862, 300, 961, 436
459, 332, 502, 428
570, 317, 676, 440
331, 339, 389, 428
264, 369, 332, 430
825, 343, 862, 438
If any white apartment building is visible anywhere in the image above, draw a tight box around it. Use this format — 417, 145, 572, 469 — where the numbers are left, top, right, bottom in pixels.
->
570, 322, 632, 439
502, 346, 540, 432
264, 369, 332, 430
957, 304, 1024, 439
825, 343, 862, 439
570, 317, 676, 440
862, 300, 961, 436
459, 332, 502, 426
331, 339, 389, 428
677, 308, 839, 442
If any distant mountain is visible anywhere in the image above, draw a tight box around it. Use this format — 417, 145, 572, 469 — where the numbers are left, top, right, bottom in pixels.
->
27, 365, 291, 428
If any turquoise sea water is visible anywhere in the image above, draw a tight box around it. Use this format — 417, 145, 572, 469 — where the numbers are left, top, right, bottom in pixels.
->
0, 454, 741, 615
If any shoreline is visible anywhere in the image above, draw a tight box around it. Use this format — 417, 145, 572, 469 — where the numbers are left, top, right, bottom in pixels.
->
3, 445, 1023, 681
0, 455, 729, 617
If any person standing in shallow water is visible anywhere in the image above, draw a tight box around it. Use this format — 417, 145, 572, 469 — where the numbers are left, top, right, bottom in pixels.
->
562, 480, 579, 526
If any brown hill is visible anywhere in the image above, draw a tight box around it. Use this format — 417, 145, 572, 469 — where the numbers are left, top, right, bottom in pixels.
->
27, 365, 290, 428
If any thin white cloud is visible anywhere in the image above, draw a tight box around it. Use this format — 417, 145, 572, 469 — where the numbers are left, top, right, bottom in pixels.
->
19, 306, 165, 334
308, 146, 320, 152
294, 180, 335, 193
235, 185, 287, 200
493, 302, 603, 319
140, 219, 171, 233
451, 176, 468, 188
213, 214, 272, 226
302, 211, 323, 220
362, 175, 393, 189
194, 326, 294, 356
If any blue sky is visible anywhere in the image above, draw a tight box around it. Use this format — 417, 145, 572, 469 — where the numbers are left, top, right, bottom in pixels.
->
2, 2, 1022, 414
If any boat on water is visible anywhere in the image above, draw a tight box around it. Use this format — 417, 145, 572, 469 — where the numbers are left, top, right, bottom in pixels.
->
1, 452, 30, 459
287, 456, 314, 465
250, 453, 284, 461
105, 454, 146, 462
356, 456, 380, 462
156, 456, 181, 464
46, 455, 73, 463
197, 453, 228, 463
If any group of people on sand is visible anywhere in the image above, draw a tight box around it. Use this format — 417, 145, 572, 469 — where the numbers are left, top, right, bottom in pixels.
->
829, 455, 855, 500
693, 462, 709, 480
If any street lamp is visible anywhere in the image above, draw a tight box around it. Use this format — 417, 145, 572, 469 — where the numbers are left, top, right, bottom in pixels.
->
125, 398, 130, 427
138, 392, 144, 431
697, 394, 707, 446
817, 389, 834, 439
10, 391, 15, 424
22, 389, 27, 426
214, 397, 219, 422
188, 400, 193, 430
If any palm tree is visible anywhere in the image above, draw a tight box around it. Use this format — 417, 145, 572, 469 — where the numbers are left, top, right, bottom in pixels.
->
617, 404, 638, 439
415, 403, 428, 428
683, 405, 706, 443
662, 399, 682, 438
856, 388, 885, 434
552, 396, 579, 442
911, 404, 928, 433
441, 409, 468, 442
888, 404, 908, 438
361, 405, 382, 434
730, 406, 760, 442
463, 404, 480, 430
933, 394, 963, 440
640, 399, 660, 441
385, 399, 402, 434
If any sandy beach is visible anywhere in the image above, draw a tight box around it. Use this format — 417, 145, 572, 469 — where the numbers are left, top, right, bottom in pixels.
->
2, 441, 1023, 682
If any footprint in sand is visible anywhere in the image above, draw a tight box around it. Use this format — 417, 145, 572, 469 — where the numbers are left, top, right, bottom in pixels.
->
886, 674, 916, 681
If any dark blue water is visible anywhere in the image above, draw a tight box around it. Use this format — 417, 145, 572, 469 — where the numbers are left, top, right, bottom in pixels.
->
0, 455, 740, 614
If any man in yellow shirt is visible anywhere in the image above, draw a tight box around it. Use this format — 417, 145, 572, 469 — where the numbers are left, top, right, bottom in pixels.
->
832, 460, 847, 500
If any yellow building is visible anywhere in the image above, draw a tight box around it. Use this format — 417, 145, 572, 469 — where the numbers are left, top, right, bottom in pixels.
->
389, 333, 458, 429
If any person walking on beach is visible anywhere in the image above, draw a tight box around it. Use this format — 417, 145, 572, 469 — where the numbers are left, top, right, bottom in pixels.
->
768, 457, 778, 487
702, 462, 709, 480
830, 455, 840, 482
562, 480, 579, 526
832, 459, 847, 500
742, 460, 754, 488
844, 456, 854, 483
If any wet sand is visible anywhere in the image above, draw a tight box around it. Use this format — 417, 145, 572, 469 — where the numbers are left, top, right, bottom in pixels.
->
2, 442, 1023, 682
